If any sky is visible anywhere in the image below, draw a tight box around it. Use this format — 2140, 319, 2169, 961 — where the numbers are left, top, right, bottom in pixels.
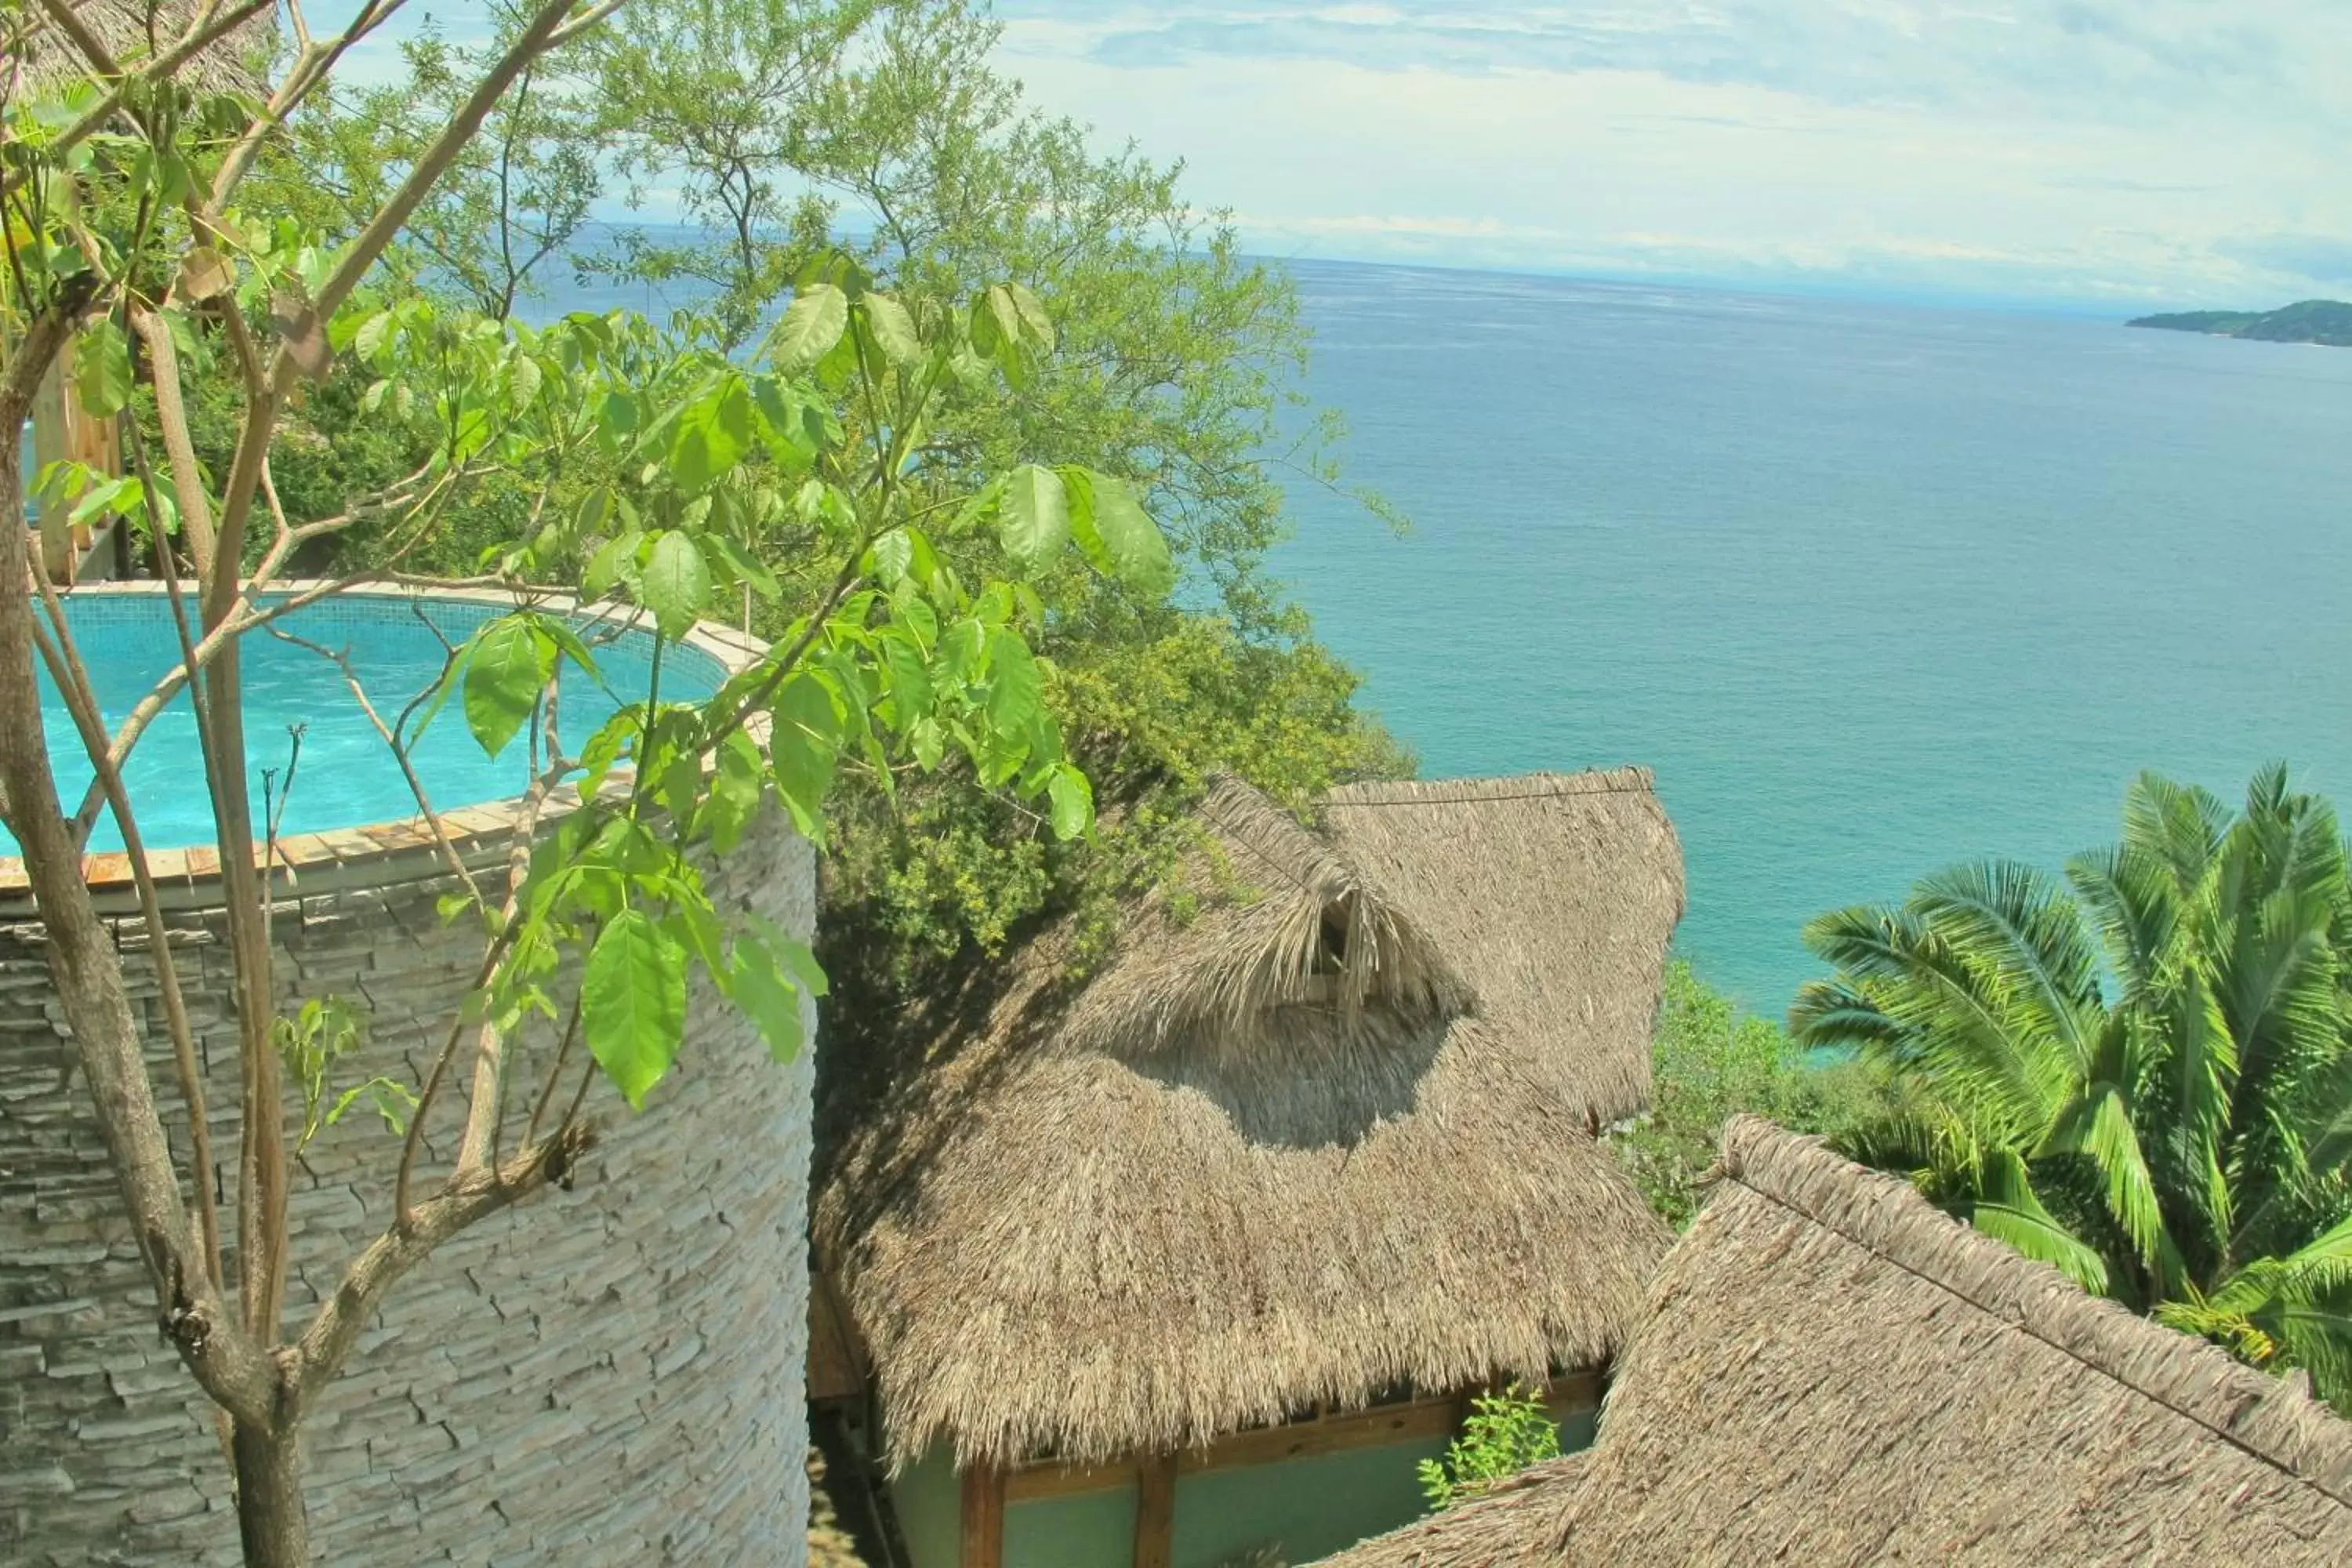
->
340, 1, 2352, 308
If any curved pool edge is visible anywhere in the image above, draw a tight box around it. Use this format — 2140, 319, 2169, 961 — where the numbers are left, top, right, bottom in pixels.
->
0, 582, 769, 916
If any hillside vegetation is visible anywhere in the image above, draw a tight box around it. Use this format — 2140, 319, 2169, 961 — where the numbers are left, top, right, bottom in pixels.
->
2129, 299, 2352, 347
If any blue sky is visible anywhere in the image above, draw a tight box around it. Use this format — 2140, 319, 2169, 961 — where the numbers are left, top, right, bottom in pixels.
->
346, 2, 2350, 307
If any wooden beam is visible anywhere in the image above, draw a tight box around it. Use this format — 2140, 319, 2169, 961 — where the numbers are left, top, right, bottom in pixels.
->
959, 1463, 1005, 1568
997, 1371, 1605, 1505
1132, 1452, 1177, 1568
1004, 1395, 1461, 1502
1189, 1395, 1459, 1475
1005, 1457, 1135, 1504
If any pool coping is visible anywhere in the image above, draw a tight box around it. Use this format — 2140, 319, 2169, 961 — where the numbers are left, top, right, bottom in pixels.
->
0, 581, 769, 915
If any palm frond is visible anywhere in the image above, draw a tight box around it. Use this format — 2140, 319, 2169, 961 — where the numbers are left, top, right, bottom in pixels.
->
2158, 972, 2235, 1242
2046, 1083, 2170, 1272
1798, 902, 2062, 1139
1973, 1148, 2111, 1294
1911, 861, 2102, 1070
2067, 843, 2176, 1004
2122, 771, 2228, 904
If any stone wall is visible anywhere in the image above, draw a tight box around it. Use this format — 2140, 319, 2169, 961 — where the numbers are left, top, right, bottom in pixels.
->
0, 813, 815, 1564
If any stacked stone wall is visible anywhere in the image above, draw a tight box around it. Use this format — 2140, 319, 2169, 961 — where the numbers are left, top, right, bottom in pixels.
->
0, 815, 815, 1564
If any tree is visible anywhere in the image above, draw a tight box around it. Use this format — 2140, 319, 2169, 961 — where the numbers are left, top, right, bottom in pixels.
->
1, 5, 1169, 1561
586, 0, 1409, 994
248, 9, 607, 321
590, 0, 888, 347
1794, 767, 2352, 1403
1611, 961, 1903, 1229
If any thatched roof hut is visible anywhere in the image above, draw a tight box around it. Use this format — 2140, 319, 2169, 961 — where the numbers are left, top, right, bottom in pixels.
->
812, 768, 1682, 1564
1323, 1116, 2352, 1566
9, 1, 271, 95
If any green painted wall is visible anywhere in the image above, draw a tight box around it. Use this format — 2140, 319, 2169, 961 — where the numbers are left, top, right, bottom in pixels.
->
887, 1410, 1595, 1568
1009, 1483, 1142, 1567
1170, 1434, 1452, 1568
892, 1446, 963, 1568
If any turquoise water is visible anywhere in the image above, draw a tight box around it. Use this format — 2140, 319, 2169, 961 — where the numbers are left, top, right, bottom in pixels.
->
1271, 260, 2352, 1017
11, 595, 720, 855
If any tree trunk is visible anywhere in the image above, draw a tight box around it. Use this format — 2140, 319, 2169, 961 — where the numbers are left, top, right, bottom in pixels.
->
232, 1419, 310, 1567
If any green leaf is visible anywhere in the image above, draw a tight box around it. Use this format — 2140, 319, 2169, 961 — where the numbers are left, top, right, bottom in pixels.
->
72, 321, 132, 419
862, 292, 921, 367
770, 673, 844, 842
1004, 281, 1056, 352
702, 531, 781, 600
463, 616, 555, 759
583, 527, 643, 601
537, 619, 605, 684
880, 633, 932, 733
867, 528, 915, 586
583, 909, 688, 1109
1084, 473, 1176, 596
640, 531, 711, 638
983, 285, 1025, 358
997, 464, 1069, 574
352, 309, 393, 361
1047, 764, 1094, 841
728, 933, 806, 1063
771, 282, 848, 370
985, 627, 1044, 734
706, 731, 766, 853
746, 913, 829, 998
909, 716, 945, 772
671, 401, 745, 494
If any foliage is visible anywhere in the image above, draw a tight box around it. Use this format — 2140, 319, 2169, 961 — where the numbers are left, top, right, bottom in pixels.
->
0, 10, 1179, 1560
272, 996, 416, 1150
1416, 1385, 1561, 1512
246, 14, 604, 319
1613, 962, 1905, 1229
2129, 299, 2352, 348
1795, 768, 2352, 1406
274, 0, 1413, 993
588, 0, 880, 347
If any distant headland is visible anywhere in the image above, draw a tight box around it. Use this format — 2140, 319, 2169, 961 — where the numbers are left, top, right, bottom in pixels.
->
2128, 299, 2352, 347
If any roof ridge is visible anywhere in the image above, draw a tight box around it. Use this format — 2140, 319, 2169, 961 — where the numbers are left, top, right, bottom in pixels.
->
1324, 768, 1657, 808
1718, 1116, 2352, 1509
1198, 773, 1362, 897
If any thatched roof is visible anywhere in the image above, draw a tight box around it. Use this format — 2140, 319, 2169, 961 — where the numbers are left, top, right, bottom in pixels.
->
1322, 1117, 2352, 1566
815, 769, 1685, 1471
11, 2, 272, 96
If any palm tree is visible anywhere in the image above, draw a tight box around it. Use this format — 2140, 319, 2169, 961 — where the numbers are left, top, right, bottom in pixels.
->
1793, 767, 2352, 1401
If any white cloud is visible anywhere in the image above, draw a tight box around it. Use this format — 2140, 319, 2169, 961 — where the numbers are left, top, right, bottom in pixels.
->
277, 2, 2352, 303
992, 1, 2352, 303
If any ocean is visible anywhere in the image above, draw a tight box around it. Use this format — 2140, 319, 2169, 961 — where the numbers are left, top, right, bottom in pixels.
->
1269, 260, 2352, 1017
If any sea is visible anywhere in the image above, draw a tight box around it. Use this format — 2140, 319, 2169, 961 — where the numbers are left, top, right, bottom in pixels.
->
397, 248, 2352, 1016
1266, 260, 2352, 1017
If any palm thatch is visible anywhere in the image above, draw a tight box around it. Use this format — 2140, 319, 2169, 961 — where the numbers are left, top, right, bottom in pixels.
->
814, 769, 1685, 1472
1323, 1454, 1587, 1568
10, 2, 273, 96
1323, 1116, 2352, 1566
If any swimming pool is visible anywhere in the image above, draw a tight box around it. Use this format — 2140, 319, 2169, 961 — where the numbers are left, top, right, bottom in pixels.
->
8, 588, 726, 855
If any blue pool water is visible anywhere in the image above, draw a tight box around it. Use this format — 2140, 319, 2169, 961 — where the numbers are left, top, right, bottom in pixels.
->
1272, 260, 2352, 1017
10, 593, 722, 855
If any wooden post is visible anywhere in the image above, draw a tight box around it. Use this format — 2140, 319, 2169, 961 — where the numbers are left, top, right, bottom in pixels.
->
1132, 1452, 1177, 1568
959, 1462, 1005, 1568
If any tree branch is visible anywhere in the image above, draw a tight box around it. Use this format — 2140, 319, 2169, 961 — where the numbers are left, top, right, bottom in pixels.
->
0, 307, 274, 1425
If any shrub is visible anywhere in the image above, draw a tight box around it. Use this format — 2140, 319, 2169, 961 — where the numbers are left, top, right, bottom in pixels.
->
1417, 1385, 1560, 1511
1613, 962, 1903, 1227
